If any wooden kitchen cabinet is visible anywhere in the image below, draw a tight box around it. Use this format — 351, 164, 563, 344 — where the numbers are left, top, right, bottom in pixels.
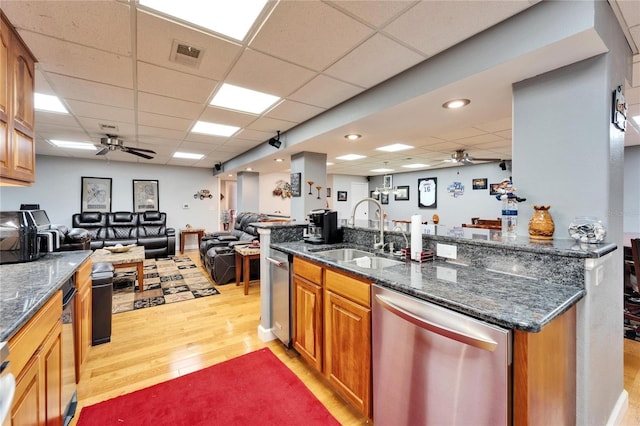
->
0, 11, 36, 186
75, 259, 92, 380
292, 257, 323, 371
8, 291, 63, 426
324, 269, 372, 418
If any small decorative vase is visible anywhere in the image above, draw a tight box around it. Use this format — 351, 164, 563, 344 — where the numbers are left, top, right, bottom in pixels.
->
528, 205, 554, 240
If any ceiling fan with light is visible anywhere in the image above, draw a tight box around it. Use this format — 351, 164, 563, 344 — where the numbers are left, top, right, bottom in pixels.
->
96, 135, 157, 159
446, 149, 501, 165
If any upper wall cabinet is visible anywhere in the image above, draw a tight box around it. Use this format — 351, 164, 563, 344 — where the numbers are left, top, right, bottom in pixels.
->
0, 11, 36, 186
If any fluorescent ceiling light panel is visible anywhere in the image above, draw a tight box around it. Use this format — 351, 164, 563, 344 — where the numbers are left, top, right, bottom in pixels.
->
35, 93, 68, 114
633, 115, 640, 126
173, 152, 204, 160
139, 0, 267, 41
370, 168, 394, 173
210, 83, 280, 114
336, 154, 366, 161
376, 144, 413, 152
402, 163, 430, 169
192, 120, 239, 137
49, 140, 96, 150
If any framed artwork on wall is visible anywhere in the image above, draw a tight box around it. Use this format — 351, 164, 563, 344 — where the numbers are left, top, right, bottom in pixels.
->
133, 179, 159, 212
472, 178, 488, 190
370, 190, 380, 201
81, 176, 112, 213
380, 192, 389, 205
383, 174, 393, 188
290, 173, 301, 197
489, 183, 501, 195
394, 185, 410, 201
337, 191, 348, 201
418, 177, 437, 208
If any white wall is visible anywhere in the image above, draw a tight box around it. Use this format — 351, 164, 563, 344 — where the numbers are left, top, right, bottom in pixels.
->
624, 145, 640, 233
259, 172, 293, 216
0, 156, 219, 247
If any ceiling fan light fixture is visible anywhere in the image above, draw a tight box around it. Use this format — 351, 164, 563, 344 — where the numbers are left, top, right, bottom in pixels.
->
442, 98, 470, 109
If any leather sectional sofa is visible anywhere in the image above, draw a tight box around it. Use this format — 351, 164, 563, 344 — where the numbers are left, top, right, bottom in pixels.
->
72, 211, 175, 259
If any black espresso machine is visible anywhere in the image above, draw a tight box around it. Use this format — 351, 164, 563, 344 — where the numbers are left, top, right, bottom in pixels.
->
304, 209, 339, 244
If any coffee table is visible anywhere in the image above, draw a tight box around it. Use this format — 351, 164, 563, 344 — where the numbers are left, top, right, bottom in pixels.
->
91, 245, 145, 292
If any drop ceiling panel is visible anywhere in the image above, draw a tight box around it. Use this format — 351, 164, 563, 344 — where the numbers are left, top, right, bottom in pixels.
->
136, 10, 242, 80
198, 106, 258, 128
76, 117, 135, 138
66, 99, 134, 123
18, 32, 133, 88
475, 117, 513, 133
249, 1, 373, 71
266, 100, 325, 123
288, 75, 363, 109
247, 116, 297, 134
383, 1, 536, 57
137, 125, 187, 141
327, 0, 416, 28
225, 49, 317, 97
3, 1, 132, 55
136, 62, 217, 103
183, 133, 229, 145
137, 93, 204, 119
137, 111, 193, 132
34, 111, 81, 127
324, 34, 425, 88
46, 74, 134, 109
234, 129, 273, 142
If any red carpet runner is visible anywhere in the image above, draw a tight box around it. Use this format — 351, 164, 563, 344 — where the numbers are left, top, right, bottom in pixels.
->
77, 348, 341, 426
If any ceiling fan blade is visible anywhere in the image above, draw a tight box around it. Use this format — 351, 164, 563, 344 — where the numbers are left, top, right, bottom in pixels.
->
471, 158, 502, 162
96, 147, 109, 155
126, 147, 157, 154
123, 147, 154, 159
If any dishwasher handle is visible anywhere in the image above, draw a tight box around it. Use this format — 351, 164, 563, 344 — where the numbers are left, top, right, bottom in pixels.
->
266, 256, 286, 268
375, 294, 497, 352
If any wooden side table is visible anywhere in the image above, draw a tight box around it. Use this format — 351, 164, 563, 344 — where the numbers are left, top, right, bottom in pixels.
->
180, 228, 204, 254
234, 245, 261, 295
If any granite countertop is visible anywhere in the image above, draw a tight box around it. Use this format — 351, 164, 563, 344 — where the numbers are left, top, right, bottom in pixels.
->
271, 241, 586, 332
0, 250, 92, 342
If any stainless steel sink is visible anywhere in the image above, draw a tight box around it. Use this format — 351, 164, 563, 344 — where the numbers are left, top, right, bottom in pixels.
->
315, 248, 374, 261
315, 248, 404, 269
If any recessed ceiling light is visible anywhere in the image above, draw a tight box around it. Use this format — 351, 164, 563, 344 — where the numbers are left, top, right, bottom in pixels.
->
192, 120, 239, 137
228, 174, 234, 177
376, 143, 413, 152
49, 140, 95, 150
173, 152, 204, 160
402, 163, 430, 169
442, 99, 470, 109
246, 167, 253, 171
138, 0, 267, 41
344, 134, 361, 141
326, 162, 334, 166
274, 158, 284, 162
336, 154, 366, 161
35, 93, 68, 114
370, 168, 394, 173
210, 83, 280, 114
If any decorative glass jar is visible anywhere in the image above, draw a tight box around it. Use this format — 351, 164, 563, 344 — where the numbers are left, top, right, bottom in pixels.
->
528, 205, 554, 240
568, 216, 606, 243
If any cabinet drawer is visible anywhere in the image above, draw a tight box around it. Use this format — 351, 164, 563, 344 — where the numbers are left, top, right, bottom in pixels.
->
75, 258, 92, 292
325, 269, 370, 307
294, 257, 323, 285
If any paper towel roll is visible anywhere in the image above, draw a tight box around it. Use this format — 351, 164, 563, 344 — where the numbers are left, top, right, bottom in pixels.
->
411, 215, 422, 261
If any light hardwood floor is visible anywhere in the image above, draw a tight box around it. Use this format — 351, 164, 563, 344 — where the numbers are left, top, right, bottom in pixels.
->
73, 250, 640, 425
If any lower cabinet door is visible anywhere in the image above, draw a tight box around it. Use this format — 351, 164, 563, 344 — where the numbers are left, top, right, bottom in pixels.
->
324, 290, 371, 418
293, 275, 323, 371
11, 356, 42, 425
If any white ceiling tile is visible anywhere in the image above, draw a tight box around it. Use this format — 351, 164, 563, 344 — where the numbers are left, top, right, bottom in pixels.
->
136, 10, 242, 80
5, 1, 131, 55
34, 111, 79, 127
266, 100, 325, 123
66, 99, 134, 123
34, 68, 55, 94
324, 34, 425, 88
383, 1, 534, 57
234, 129, 273, 142
199, 106, 258, 128
250, 1, 373, 71
138, 111, 193, 132
137, 62, 217, 103
138, 92, 205, 119
183, 133, 229, 145
225, 49, 317, 97
247, 116, 297, 134
76, 117, 136, 138
474, 117, 513, 133
327, 0, 416, 28
137, 125, 186, 141
19, 32, 133, 88
435, 127, 487, 141
288, 75, 364, 109
46, 74, 134, 109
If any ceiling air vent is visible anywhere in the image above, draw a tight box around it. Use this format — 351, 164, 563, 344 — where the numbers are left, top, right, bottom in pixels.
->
170, 40, 203, 68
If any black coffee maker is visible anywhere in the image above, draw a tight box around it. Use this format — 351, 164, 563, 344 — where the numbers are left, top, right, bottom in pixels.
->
304, 209, 339, 244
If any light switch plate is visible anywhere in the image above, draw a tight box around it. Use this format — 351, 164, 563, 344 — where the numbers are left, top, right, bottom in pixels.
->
436, 243, 457, 259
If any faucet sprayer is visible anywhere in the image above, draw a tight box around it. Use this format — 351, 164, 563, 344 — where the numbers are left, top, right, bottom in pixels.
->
350, 197, 385, 250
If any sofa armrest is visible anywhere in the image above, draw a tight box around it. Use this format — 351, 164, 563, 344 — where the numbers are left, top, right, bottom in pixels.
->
166, 227, 175, 236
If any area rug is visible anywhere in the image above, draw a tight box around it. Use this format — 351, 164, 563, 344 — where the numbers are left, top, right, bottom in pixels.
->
112, 255, 219, 313
76, 347, 341, 426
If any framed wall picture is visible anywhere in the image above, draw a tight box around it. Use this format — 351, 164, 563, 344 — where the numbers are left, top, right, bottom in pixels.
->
380, 192, 389, 205
370, 190, 380, 201
418, 177, 437, 208
81, 176, 112, 213
326, 187, 331, 198
133, 179, 159, 212
394, 185, 409, 201
472, 178, 488, 190
489, 183, 501, 195
337, 191, 348, 201
290, 173, 301, 197
383, 174, 393, 189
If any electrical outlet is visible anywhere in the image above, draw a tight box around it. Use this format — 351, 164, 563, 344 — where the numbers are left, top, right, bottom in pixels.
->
182, 203, 189, 209
436, 243, 457, 259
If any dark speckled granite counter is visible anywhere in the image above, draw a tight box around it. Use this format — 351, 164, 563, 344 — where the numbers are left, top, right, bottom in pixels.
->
0, 250, 92, 342
271, 234, 613, 332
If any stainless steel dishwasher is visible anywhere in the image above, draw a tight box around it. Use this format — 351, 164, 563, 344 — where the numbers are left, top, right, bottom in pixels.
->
372, 284, 512, 426
268, 248, 292, 348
